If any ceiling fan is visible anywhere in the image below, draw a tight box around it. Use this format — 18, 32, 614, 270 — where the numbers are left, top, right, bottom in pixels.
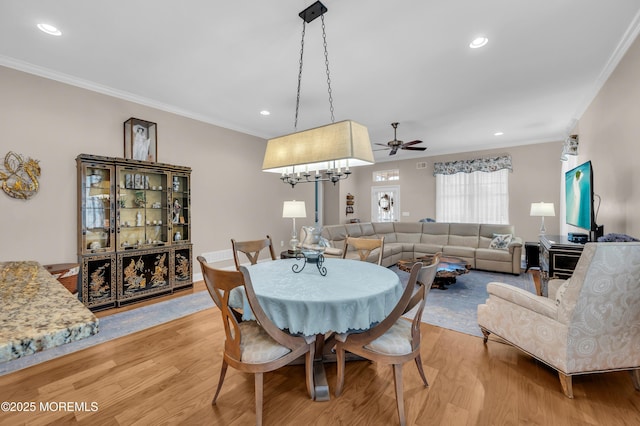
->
374, 122, 427, 156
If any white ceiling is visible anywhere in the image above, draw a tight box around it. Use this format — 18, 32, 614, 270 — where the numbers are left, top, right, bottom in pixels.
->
1, 1, 640, 163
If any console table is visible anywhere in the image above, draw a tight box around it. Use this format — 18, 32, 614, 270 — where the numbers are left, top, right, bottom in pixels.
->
539, 235, 585, 296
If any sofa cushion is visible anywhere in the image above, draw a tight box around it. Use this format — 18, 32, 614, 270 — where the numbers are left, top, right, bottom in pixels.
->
345, 223, 363, 237
421, 222, 450, 236
420, 223, 449, 245
385, 242, 404, 255
413, 243, 444, 257
396, 233, 421, 243
372, 222, 396, 242
323, 225, 347, 242
443, 245, 476, 259
476, 247, 512, 262
324, 246, 343, 256
420, 233, 449, 245
448, 235, 479, 248
393, 222, 423, 234
360, 222, 376, 236
448, 223, 480, 248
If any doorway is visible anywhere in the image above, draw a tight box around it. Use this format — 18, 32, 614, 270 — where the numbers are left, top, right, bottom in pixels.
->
371, 186, 400, 222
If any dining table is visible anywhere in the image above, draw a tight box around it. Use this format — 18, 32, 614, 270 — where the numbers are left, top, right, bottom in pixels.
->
241, 257, 402, 401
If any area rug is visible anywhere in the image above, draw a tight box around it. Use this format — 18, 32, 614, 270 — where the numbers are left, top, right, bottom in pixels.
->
396, 267, 536, 338
0, 269, 534, 376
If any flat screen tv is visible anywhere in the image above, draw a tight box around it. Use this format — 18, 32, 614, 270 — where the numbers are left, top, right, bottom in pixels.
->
565, 161, 594, 232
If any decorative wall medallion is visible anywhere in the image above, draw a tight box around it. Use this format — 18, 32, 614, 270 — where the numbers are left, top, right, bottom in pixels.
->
0, 152, 41, 199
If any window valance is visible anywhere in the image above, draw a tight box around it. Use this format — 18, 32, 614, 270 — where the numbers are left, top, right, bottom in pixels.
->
433, 154, 512, 176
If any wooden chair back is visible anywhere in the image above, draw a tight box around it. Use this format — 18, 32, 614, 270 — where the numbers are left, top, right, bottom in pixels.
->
198, 260, 316, 424
231, 235, 277, 271
405, 252, 441, 314
342, 236, 385, 265
196, 255, 222, 309
334, 254, 440, 425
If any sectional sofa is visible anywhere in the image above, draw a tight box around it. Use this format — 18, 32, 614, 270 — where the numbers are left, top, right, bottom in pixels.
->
316, 222, 523, 274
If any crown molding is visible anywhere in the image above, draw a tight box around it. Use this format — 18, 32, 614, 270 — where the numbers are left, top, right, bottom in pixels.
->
569, 9, 640, 127
0, 55, 262, 139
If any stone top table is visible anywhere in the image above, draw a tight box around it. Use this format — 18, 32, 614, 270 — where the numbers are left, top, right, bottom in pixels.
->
0, 261, 99, 363
397, 255, 471, 289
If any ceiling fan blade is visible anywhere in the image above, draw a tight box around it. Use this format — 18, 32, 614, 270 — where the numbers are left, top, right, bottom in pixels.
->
402, 146, 427, 151
373, 148, 390, 151
402, 140, 423, 147
374, 143, 391, 147
389, 147, 399, 155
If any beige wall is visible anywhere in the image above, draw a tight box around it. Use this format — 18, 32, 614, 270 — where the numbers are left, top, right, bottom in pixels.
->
2, 28, 638, 269
346, 142, 563, 243
577, 34, 640, 238
333, 32, 640, 244
0, 66, 316, 266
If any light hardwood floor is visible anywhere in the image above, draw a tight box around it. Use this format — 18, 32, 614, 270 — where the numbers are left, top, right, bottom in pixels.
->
1, 274, 639, 425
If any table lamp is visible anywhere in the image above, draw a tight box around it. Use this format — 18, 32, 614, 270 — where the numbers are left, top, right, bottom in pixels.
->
283, 200, 306, 252
530, 202, 555, 235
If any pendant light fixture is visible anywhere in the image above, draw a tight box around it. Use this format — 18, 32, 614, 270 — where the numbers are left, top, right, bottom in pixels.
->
262, 1, 375, 187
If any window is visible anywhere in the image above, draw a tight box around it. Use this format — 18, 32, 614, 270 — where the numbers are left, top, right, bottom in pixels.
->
373, 169, 399, 182
434, 155, 511, 224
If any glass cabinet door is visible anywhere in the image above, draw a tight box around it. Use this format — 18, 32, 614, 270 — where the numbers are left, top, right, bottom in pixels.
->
117, 167, 169, 249
81, 163, 114, 254
170, 172, 190, 243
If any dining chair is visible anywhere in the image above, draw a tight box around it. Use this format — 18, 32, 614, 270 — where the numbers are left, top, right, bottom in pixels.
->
197, 255, 245, 323
342, 235, 385, 265
334, 255, 440, 426
231, 235, 277, 271
199, 261, 315, 426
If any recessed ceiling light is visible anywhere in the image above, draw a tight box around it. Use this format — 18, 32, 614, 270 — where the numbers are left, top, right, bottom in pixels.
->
494, 131, 504, 136
469, 36, 488, 49
260, 110, 271, 116
37, 23, 62, 36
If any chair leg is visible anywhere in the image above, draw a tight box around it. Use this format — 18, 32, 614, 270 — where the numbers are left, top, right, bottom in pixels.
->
255, 372, 264, 426
305, 344, 316, 400
212, 359, 228, 405
414, 354, 429, 387
558, 372, 574, 398
631, 369, 640, 391
335, 345, 346, 397
480, 327, 490, 344
392, 364, 406, 426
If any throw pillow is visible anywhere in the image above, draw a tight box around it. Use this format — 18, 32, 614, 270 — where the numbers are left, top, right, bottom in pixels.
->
489, 233, 512, 250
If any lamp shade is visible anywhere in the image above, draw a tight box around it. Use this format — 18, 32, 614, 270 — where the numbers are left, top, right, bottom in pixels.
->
263, 120, 375, 174
283, 200, 307, 218
530, 202, 555, 217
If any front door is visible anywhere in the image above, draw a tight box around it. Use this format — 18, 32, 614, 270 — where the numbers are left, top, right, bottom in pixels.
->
371, 186, 400, 222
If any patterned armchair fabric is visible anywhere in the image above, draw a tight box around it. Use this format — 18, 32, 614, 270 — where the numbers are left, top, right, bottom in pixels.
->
477, 242, 640, 398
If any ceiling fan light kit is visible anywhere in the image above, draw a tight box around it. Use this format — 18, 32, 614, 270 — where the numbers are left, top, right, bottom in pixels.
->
374, 122, 427, 156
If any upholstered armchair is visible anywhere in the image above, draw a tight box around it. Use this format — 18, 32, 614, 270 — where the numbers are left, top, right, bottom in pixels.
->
477, 242, 640, 398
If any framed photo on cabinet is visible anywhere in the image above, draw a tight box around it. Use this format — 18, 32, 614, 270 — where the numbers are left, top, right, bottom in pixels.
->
124, 117, 157, 162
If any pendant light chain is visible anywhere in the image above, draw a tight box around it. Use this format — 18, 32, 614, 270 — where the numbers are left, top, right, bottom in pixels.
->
294, 21, 306, 131
270, 2, 372, 189
294, 14, 335, 130
321, 15, 335, 124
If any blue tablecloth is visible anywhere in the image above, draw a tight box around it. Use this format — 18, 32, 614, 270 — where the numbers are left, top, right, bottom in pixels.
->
241, 258, 402, 336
